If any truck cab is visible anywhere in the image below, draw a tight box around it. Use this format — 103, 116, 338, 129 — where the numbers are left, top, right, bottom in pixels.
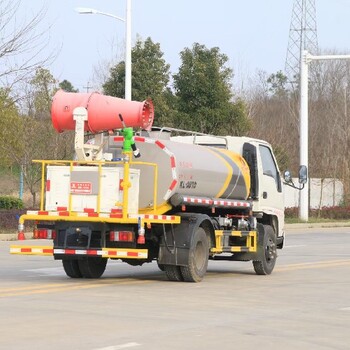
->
170, 134, 285, 248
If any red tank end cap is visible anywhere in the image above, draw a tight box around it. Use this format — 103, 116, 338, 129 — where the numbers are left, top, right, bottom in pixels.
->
51, 90, 154, 133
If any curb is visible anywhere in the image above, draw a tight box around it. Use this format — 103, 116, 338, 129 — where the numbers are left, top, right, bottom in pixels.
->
285, 222, 350, 230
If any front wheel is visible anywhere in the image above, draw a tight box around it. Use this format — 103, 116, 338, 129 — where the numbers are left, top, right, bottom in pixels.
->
253, 224, 277, 275
180, 227, 209, 282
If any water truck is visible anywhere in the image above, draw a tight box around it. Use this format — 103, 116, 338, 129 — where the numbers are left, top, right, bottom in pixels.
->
11, 90, 290, 282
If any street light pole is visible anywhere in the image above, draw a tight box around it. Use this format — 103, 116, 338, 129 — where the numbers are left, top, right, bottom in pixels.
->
125, 0, 132, 101
299, 50, 309, 221
299, 50, 350, 221
76, 1, 132, 100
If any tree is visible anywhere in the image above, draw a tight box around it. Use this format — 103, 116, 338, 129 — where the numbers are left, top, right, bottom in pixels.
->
0, 88, 21, 167
30, 67, 57, 119
173, 43, 251, 135
59, 80, 78, 93
0, 1, 54, 92
103, 37, 174, 126
0, 69, 75, 206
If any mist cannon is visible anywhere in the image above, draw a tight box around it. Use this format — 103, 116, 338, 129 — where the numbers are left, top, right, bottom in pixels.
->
51, 90, 154, 133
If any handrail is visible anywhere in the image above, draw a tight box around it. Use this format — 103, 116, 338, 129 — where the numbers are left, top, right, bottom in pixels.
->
33, 159, 158, 215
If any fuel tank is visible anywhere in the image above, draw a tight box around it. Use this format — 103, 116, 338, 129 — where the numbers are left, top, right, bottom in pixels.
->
51, 90, 154, 133
110, 136, 251, 209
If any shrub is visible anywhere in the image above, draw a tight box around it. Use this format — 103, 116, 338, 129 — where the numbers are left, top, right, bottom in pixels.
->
0, 209, 28, 229
285, 206, 350, 220
0, 196, 24, 209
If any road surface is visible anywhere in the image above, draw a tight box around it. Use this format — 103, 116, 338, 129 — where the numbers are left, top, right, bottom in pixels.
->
0, 227, 349, 350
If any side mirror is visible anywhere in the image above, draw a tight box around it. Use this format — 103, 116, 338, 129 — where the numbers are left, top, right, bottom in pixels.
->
298, 165, 307, 184
283, 167, 307, 190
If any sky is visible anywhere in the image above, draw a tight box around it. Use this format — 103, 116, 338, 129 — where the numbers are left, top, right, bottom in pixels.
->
15, 0, 350, 93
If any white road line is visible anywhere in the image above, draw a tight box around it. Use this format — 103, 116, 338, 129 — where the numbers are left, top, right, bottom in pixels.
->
340, 307, 350, 311
284, 245, 306, 248
95, 343, 141, 350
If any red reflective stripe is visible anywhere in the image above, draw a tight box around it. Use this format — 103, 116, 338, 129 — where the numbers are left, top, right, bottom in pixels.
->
42, 248, 53, 254
46, 180, 50, 192
88, 212, 98, 217
57, 206, 67, 211
127, 252, 138, 257
107, 250, 117, 256
65, 249, 75, 255
87, 250, 98, 255
169, 179, 177, 191
155, 140, 165, 149
84, 208, 95, 213
59, 211, 69, 216
170, 156, 176, 168
21, 248, 32, 253
111, 208, 122, 213
38, 211, 49, 215
134, 136, 145, 142
114, 136, 124, 142
110, 213, 122, 218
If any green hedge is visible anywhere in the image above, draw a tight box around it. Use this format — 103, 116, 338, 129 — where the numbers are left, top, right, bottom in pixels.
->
0, 196, 24, 209
285, 206, 350, 220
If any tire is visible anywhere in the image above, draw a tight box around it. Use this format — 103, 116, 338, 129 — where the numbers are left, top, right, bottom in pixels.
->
62, 259, 83, 278
253, 224, 277, 275
78, 257, 107, 279
180, 227, 209, 282
164, 265, 183, 281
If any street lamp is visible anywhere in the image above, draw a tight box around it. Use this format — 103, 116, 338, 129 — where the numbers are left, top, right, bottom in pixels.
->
75, 0, 132, 101
299, 50, 350, 221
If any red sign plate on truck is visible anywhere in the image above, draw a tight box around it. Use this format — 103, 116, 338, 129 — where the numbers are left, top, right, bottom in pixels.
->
70, 182, 92, 194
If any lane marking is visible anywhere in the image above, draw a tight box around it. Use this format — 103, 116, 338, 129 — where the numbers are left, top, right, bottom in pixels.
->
0, 278, 154, 298
284, 245, 306, 248
1, 259, 350, 297
94, 343, 141, 350
276, 259, 350, 272
340, 307, 350, 311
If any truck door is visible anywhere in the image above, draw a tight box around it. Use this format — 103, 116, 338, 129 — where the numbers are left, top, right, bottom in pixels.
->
258, 144, 284, 234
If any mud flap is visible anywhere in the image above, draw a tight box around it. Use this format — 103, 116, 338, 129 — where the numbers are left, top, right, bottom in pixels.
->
158, 213, 211, 266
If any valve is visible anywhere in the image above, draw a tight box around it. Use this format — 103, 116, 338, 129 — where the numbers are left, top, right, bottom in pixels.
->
118, 114, 141, 158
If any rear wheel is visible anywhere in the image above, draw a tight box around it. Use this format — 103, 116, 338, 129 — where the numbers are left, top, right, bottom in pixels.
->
62, 259, 82, 278
164, 265, 183, 281
78, 257, 107, 278
253, 224, 277, 275
180, 227, 209, 282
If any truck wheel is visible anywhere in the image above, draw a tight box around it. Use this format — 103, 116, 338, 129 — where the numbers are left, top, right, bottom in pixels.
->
180, 227, 209, 282
253, 224, 277, 275
62, 259, 82, 278
78, 257, 107, 278
164, 265, 183, 281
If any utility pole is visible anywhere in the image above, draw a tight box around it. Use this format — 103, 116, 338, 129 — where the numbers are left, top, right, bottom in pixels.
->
83, 81, 93, 93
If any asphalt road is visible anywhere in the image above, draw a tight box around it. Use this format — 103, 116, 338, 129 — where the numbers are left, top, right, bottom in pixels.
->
0, 227, 349, 350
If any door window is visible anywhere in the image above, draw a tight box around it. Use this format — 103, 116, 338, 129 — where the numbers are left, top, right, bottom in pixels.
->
259, 145, 281, 192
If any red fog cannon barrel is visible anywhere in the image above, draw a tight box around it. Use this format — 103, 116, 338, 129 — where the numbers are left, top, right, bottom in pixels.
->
51, 90, 154, 133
